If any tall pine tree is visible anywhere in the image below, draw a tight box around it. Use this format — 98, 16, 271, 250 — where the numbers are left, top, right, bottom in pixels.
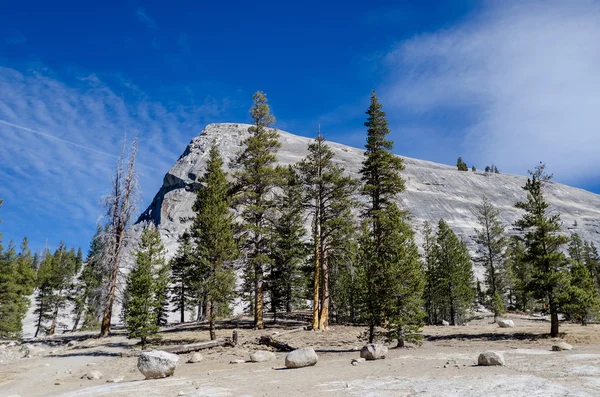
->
358, 91, 423, 343
170, 231, 197, 323
474, 196, 508, 321
193, 145, 239, 339
298, 132, 357, 329
231, 91, 281, 329
514, 163, 569, 337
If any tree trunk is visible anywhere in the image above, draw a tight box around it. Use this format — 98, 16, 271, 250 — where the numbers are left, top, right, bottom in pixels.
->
396, 325, 405, 348
312, 218, 320, 330
319, 250, 329, 330
72, 310, 82, 332
100, 258, 119, 336
550, 300, 559, 337
180, 286, 185, 323
255, 262, 264, 329
209, 303, 216, 340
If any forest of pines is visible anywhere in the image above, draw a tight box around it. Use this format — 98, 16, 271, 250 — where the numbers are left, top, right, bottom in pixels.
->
0, 91, 599, 347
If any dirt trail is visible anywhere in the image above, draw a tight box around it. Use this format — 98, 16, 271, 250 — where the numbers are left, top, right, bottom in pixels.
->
3, 314, 600, 397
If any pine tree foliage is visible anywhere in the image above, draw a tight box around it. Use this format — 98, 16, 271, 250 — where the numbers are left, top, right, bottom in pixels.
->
505, 236, 533, 311
456, 157, 468, 171
125, 225, 169, 348
268, 165, 307, 321
298, 132, 357, 329
561, 234, 600, 324
193, 145, 239, 339
423, 222, 441, 324
170, 231, 197, 323
231, 91, 281, 330
474, 196, 508, 320
514, 163, 569, 337
426, 220, 475, 325
358, 91, 422, 343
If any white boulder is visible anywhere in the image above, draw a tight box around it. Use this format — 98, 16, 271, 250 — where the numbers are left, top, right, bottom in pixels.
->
250, 350, 276, 363
360, 343, 388, 360
137, 350, 180, 379
497, 319, 514, 328
285, 347, 318, 368
186, 352, 203, 363
441, 320, 450, 326
82, 370, 103, 380
478, 351, 505, 366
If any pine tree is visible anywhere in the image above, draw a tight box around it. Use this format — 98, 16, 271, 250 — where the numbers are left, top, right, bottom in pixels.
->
298, 132, 357, 329
125, 225, 169, 349
268, 166, 307, 322
47, 243, 79, 335
0, 241, 24, 338
193, 145, 239, 339
34, 246, 55, 337
100, 137, 139, 337
505, 236, 533, 311
231, 91, 281, 330
170, 231, 196, 323
474, 196, 508, 321
358, 90, 422, 343
582, 241, 600, 291
456, 157, 468, 171
514, 163, 569, 337
433, 220, 475, 325
423, 222, 441, 324
378, 204, 425, 347
561, 234, 600, 325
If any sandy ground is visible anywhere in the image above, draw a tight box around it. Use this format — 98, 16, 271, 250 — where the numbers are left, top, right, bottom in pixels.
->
2, 313, 600, 397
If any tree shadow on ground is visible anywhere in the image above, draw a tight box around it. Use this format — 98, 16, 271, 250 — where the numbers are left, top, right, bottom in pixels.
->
424, 332, 561, 342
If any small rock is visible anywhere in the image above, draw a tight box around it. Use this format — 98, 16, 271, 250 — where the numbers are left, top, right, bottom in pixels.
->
107, 376, 124, 383
552, 341, 573, 351
285, 347, 318, 368
137, 350, 180, 379
497, 319, 515, 328
187, 352, 203, 363
360, 344, 388, 360
67, 340, 78, 348
478, 351, 505, 366
83, 370, 103, 380
443, 365, 448, 368
441, 320, 450, 326
87, 362, 97, 367
178, 391, 186, 396
55, 382, 62, 386
8, 341, 16, 347
229, 359, 246, 364
250, 350, 276, 363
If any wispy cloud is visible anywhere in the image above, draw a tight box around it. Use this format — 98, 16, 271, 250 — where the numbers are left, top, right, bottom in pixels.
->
0, 66, 232, 250
380, 0, 600, 185
136, 8, 157, 31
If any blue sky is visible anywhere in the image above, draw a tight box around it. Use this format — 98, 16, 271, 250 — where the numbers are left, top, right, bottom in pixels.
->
1, 0, 600, 253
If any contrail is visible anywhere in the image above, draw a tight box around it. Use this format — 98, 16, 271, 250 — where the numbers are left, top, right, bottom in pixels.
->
0, 119, 119, 158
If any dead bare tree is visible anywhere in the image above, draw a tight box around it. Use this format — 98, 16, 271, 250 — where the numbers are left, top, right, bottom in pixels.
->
99, 137, 139, 337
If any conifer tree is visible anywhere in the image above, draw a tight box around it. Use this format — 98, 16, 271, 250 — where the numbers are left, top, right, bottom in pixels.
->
358, 90, 422, 343
231, 91, 281, 329
170, 232, 196, 323
582, 241, 600, 290
193, 145, 239, 339
47, 243, 79, 335
433, 220, 475, 325
0, 242, 25, 338
505, 236, 533, 311
456, 157, 468, 171
423, 222, 442, 324
100, 137, 139, 337
474, 197, 508, 321
298, 132, 357, 329
514, 163, 569, 337
125, 225, 169, 348
268, 166, 307, 322
34, 246, 55, 337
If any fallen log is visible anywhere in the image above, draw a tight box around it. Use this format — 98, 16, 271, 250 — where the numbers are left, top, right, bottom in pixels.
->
270, 327, 305, 337
258, 335, 296, 352
121, 337, 234, 357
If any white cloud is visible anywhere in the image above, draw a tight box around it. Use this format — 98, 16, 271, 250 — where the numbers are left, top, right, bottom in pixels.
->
0, 66, 231, 249
136, 8, 157, 31
381, 0, 600, 185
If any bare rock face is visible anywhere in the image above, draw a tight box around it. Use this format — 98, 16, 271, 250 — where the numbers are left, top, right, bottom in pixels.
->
137, 350, 180, 379
137, 123, 600, 269
478, 351, 505, 366
360, 344, 388, 360
285, 347, 318, 368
